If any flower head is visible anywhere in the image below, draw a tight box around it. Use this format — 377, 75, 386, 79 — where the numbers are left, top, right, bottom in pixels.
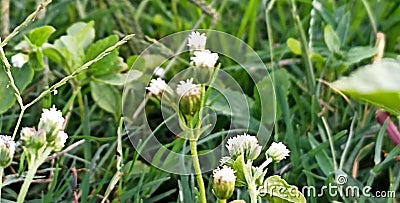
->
21, 127, 46, 150
147, 78, 169, 96
53, 131, 68, 152
153, 67, 165, 77
266, 142, 290, 163
226, 133, 262, 160
187, 31, 207, 50
11, 53, 29, 68
176, 78, 201, 98
38, 106, 65, 144
176, 78, 201, 116
191, 50, 219, 68
0, 135, 15, 167
213, 165, 236, 200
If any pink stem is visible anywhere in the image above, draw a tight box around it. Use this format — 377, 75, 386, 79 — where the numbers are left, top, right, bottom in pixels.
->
375, 110, 400, 146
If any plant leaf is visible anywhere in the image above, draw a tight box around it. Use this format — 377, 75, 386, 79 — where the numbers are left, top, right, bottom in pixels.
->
345, 46, 377, 65
332, 59, 400, 115
90, 81, 122, 118
324, 25, 341, 53
29, 26, 56, 47
261, 175, 306, 203
287, 38, 302, 55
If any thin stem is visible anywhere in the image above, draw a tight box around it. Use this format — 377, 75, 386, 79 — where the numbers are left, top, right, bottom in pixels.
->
25, 34, 134, 109
218, 199, 227, 203
12, 107, 25, 140
1, 0, 10, 39
0, 167, 3, 201
17, 159, 39, 203
248, 182, 258, 203
0, 0, 52, 47
190, 140, 207, 203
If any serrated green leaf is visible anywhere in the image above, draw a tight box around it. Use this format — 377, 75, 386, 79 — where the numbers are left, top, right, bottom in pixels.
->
29, 26, 56, 47
261, 175, 306, 203
0, 66, 34, 114
287, 38, 302, 55
90, 81, 122, 118
86, 35, 120, 76
332, 59, 400, 115
232, 154, 247, 187
324, 25, 341, 53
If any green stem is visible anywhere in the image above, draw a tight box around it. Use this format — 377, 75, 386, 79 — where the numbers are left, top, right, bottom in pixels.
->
0, 167, 3, 201
17, 160, 39, 203
190, 140, 207, 203
248, 182, 258, 203
218, 199, 227, 203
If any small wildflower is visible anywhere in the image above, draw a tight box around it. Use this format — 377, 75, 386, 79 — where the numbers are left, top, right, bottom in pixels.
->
11, 53, 29, 68
147, 78, 169, 96
191, 50, 219, 68
153, 67, 165, 77
266, 142, 290, 163
187, 31, 207, 50
176, 78, 201, 116
38, 106, 65, 143
53, 131, 68, 152
0, 135, 15, 167
226, 133, 262, 160
21, 127, 46, 150
213, 165, 236, 200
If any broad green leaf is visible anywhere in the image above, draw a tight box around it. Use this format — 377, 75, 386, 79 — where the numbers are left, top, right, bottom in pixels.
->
287, 38, 302, 55
0, 66, 34, 114
29, 26, 56, 47
345, 46, 377, 65
332, 59, 400, 115
324, 25, 341, 53
92, 71, 143, 86
65, 21, 95, 50
336, 12, 350, 42
90, 81, 122, 118
260, 175, 306, 203
85, 35, 120, 76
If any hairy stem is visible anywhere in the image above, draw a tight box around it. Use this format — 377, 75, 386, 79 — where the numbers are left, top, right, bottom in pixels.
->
190, 140, 207, 203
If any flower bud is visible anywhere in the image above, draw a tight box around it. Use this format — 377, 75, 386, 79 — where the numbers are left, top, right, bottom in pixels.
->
0, 135, 15, 168
21, 127, 46, 150
38, 106, 64, 143
266, 142, 290, 163
176, 78, 201, 116
213, 165, 236, 200
187, 31, 207, 51
226, 133, 262, 161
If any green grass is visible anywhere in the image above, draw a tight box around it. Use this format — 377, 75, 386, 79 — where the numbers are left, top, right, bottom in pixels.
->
0, 0, 400, 202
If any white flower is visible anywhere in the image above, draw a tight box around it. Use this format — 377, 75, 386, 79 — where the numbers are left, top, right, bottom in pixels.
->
266, 142, 290, 162
39, 106, 65, 130
176, 78, 201, 98
191, 50, 219, 68
213, 165, 236, 182
11, 53, 28, 68
147, 78, 169, 95
0, 135, 15, 157
0, 135, 15, 167
213, 165, 236, 200
226, 133, 262, 160
53, 131, 68, 151
187, 31, 207, 50
153, 67, 165, 77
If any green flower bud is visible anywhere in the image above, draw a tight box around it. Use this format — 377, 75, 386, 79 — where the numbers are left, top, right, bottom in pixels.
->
38, 106, 64, 142
21, 127, 46, 150
176, 78, 201, 116
213, 166, 236, 200
266, 142, 290, 163
226, 133, 262, 161
0, 135, 15, 168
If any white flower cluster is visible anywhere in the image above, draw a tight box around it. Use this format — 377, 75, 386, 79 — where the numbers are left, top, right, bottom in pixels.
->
187, 31, 219, 69
266, 142, 290, 162
213, 165, 236, 182
176, 78, 201, 98
147, 78, 169, 96
226, 133, 262, 160
22, 106, 68, 152
11, 53, 29, 68
213, 165, 236, 200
